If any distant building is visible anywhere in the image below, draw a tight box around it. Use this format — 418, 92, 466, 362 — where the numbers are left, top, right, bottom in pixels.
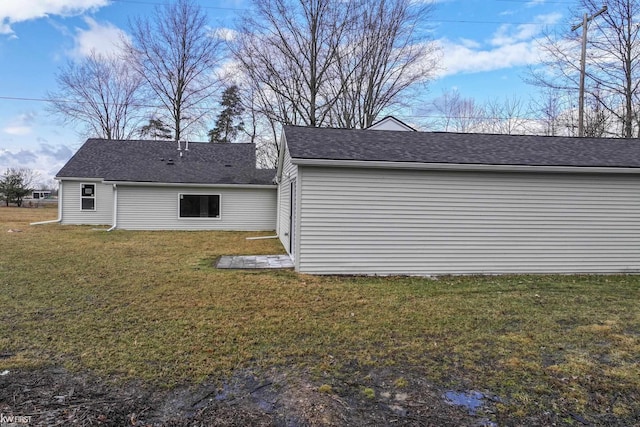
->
31, 190, 52, 199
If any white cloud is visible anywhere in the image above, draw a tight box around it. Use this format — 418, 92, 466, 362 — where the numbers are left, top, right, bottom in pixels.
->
0, 21, 13, 35
526, 0, 547, 7
3, 126, 32, 136
3, 112, 37, 136
213, 27, 238, 41
434, 11, 563, 78
69, 17, 128, 58
0, 0, 109, 35
0, 144, 74, 181
435, 38, 541, 77
458, 38, 481, 49
490, 13, 562, 46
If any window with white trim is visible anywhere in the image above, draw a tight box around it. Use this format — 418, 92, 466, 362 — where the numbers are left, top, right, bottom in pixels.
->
179, 194, 220, 218
81, 184, 95, 211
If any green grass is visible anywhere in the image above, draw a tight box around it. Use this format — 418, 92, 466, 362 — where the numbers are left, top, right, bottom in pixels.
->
1, 207, 640, 421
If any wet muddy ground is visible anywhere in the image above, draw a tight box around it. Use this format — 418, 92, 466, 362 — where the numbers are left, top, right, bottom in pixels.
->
0, 365, 633, 426
0, 366, 503, 426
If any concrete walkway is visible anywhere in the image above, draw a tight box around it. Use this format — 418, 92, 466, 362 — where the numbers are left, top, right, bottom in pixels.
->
216, 254, 294, 269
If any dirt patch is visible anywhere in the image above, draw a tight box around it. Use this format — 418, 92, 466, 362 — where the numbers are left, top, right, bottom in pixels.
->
0, 366, 499, 426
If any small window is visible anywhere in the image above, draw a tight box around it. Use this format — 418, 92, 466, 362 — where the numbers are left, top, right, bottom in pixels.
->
179, 194, 220, 218
81, 184, 95, 211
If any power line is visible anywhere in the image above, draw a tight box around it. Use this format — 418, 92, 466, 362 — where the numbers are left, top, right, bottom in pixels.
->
0, 95, 211, 111
495, 0, 574, 3
108, 0, 247, 11
108, 0, 565, 26
0, 95, 559, 122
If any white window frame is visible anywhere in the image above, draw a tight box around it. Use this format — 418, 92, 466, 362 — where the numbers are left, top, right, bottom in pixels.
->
80, 183, 96, 211
178, 193, 222, 220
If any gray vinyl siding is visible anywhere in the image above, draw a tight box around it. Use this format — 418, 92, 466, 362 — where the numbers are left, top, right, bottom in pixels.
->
277, 145, 298, 254
297, 167, 640, 275
60, 180, 113, 225
115, 186, 276, 230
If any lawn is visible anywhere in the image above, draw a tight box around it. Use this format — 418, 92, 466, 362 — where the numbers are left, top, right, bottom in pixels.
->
1, 207, 639, 424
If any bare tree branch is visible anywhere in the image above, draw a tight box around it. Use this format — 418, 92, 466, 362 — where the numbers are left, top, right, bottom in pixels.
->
48, 51, 144, 140
529, 0, 640, 137
126, 0, 224, 141
230, 0, 438, 130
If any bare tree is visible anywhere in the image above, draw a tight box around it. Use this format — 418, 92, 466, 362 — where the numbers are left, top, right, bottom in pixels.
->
485, 96, 530, 135
126, 0, 223, 141
429, 89, 486, 133
530, 88, 569, 136
231, 0, 438, 129
48, 51, 143, 140
330, 0, 439, 128
584, 84, 614, 137
230, 0, 347, 128
529, 0, 640, 138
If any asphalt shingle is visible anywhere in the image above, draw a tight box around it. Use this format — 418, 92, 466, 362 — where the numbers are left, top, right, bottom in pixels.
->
56, 139, 276, 185
283, 126, 640, 168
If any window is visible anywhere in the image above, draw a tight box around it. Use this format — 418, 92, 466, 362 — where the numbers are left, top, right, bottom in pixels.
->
179, 194, 220, 218
81, 184, 95, 211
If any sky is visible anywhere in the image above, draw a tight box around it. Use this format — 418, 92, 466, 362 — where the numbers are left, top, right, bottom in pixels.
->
0, 0, 575, 184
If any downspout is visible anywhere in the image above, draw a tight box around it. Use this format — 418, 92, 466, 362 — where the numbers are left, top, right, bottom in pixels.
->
30, 181, 63, 225
107, 184, 117, 231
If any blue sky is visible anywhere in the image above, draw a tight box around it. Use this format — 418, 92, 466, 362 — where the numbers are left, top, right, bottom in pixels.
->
0, 0, 571, 183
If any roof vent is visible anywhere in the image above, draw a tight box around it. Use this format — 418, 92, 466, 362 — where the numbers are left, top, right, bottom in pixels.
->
167, 159, 174, 165
225, 164, 232, 167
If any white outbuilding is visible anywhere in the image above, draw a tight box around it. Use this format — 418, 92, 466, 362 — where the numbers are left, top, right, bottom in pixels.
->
277, 126, 640, 275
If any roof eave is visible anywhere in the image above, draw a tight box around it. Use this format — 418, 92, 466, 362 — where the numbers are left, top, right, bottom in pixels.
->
55, 176, 104, 181
101, 180, 277, 188
290, 158, 640, 174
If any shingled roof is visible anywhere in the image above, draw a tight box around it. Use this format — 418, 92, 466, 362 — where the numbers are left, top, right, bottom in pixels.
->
283, 126, 640, 168
57, 139, 276, 185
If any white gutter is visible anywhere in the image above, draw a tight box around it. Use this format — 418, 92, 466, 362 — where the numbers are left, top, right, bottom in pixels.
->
30, 181, 63, 226
101, 181, 276, 189
107, 184, 118, 232
291, 158, 640, 174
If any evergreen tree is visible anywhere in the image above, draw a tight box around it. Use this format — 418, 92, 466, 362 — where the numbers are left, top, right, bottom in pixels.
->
0, 168, 34, 207
140, 118, 173, 140
208, 85, 245, 143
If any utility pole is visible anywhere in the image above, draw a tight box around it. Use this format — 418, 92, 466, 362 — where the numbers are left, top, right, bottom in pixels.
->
572, 5, 607, 137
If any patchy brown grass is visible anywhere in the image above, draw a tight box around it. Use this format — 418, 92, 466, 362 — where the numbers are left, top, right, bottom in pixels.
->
1, 207, 639, 423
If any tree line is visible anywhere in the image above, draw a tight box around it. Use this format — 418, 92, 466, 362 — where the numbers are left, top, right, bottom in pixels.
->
48, 0, 640, 167
48, 0, 436, 164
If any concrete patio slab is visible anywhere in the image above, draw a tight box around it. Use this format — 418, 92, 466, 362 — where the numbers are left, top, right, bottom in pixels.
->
215, 255, 294, 270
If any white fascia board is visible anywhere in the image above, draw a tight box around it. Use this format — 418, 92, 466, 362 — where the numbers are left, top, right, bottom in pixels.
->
276, 133, 287, 182
55, 177, 104, 182
290, 158, 640, 174
101, 180, 277, 189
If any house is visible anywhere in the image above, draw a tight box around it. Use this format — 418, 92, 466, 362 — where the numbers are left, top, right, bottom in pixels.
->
277, 126, 640, 275
366, 116, 416, 132
55, 139, 277, 231
54, 125, 640, 276
31, 190, 52, 199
